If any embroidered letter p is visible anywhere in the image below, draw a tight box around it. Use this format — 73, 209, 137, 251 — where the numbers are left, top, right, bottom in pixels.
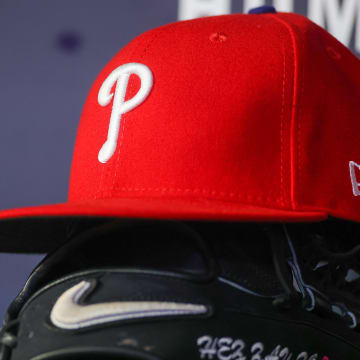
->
97, 63, 153, 163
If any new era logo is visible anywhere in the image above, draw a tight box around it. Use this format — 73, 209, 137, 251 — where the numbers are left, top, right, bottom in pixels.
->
349, 161, 360, 196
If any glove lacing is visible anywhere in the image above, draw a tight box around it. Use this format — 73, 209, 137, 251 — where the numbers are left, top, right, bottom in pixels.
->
270, 224, 360, 330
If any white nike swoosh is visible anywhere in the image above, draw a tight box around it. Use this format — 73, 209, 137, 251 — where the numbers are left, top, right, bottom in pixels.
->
50, 280, 208, 330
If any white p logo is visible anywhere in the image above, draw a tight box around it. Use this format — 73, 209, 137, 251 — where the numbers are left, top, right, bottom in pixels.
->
97, 63, 153, 163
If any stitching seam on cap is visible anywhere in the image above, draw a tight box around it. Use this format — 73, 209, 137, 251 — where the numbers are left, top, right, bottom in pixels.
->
110, 31, 162, 194
280, 46, 286, 206
269, 14, 299, 210
97, 188, 284, 206
298, 37, 305, 207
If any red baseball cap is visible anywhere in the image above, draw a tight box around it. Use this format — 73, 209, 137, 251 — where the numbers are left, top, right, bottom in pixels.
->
1, 8, 360, 252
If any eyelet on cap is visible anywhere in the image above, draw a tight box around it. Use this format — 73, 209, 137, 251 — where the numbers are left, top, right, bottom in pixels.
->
209, 32, 228, 43
326, 46, 342, 60
248, 5, 277, 14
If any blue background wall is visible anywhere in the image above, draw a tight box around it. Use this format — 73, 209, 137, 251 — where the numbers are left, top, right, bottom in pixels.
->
0, 0, 359, 320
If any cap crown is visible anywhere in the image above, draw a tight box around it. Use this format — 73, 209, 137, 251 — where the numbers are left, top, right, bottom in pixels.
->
69, 13, 360, 222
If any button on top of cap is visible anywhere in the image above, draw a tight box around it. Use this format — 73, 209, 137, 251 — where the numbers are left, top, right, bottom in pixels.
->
248, 5, 277, 14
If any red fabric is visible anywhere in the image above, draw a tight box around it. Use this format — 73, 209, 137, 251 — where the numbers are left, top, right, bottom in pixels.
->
0, 198, 325, 222
0, 12, 359, 225
71, 13, 294, 210
277, 13, 360, 222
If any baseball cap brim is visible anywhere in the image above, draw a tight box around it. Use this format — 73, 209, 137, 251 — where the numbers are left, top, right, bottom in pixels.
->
0, 198, 327, 253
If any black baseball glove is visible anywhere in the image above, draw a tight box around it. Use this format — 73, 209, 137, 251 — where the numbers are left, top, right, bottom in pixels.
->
1, 219, 360, 359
